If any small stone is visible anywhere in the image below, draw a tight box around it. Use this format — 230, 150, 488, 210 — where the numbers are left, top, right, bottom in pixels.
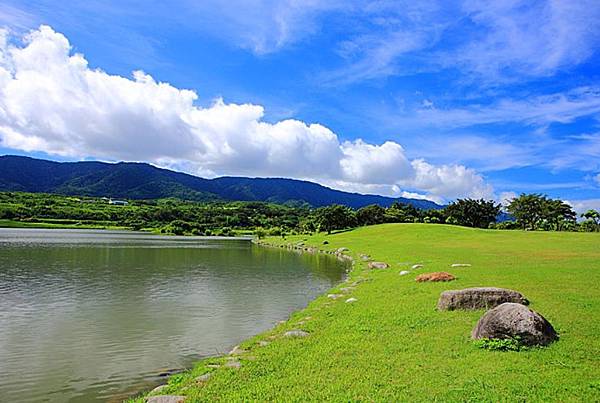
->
284, 329, 309, 338
451, 263, 471, 267
472, 303, 558, 346
147, 396, 186, 403
345, 297, 358, 303
157, 368, 182, 377
415, 272, 456, 282
327, 293, 342, 299
229, 345, 247, 355
150, 384, 167, 394
195, 373, 212, 383
411, 264, 423, 269
399, 270, 410, 276
336, 247, 349, 253
225, 360, 241, 369
206, 364, 221, 368
258, 340, 270, 347
368, 261, 389, 269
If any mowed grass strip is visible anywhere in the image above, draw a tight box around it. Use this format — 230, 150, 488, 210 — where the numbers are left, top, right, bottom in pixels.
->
133, 224, 600, 402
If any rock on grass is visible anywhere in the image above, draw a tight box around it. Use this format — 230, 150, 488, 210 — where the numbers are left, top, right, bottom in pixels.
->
147, 396, 186, 403
415, 272, 456, 282
437, 287, 529, 311
368, 261, 389, 269
229, 345, 247, 355
284, 330, 309, 338
195, 373, 212, 383
472, 303, 558, 346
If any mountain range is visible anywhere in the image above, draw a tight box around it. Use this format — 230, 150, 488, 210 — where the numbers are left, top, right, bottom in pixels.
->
0, 155, 441, 209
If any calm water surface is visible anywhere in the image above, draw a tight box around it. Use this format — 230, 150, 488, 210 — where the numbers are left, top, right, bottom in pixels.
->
0, 229, 346, 402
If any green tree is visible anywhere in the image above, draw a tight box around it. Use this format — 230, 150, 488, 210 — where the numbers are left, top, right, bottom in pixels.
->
444, 198, 501, 228
582, 209, 600, 224
314, 204, 356, 234
507, 194, 577, 231
544, 199, 576, 231
581, 209, 600, 232
356, 204, 386, 226
384, 202, 419, 223
507, 194, 547, 230
254, 227, 266, 239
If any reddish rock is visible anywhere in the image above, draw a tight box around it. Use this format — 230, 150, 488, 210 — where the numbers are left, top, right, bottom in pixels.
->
415, 272, 456, 282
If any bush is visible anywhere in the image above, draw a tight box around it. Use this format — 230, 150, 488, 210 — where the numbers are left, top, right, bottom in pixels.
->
254, 227, 266, 239
473, 337, 526, 352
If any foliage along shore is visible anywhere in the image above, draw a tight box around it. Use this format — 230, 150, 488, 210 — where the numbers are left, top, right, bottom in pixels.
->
129, 224, 600, 402
1, 191, 599, 238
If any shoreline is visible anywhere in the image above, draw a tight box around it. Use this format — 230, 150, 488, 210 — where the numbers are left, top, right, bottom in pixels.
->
130, 237, 367, 402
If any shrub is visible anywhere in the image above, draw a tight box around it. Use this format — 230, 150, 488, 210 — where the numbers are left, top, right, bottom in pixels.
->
474, 337, 526, 352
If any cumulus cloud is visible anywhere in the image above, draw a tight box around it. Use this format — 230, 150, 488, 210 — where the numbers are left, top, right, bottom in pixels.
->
0, 26, 493, 202
565, 199, 600, 215
403, 159, 494, 200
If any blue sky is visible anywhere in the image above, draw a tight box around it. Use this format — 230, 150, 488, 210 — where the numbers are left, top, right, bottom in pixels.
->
0, 1, 599, 209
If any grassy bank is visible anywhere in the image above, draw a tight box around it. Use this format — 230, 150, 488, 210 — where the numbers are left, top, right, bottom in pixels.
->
0, 218, 129, 230
133, 224, 600, 401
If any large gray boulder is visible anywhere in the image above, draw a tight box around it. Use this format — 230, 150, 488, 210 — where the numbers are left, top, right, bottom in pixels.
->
437, 287, 529, 311
472, 303, 558, 346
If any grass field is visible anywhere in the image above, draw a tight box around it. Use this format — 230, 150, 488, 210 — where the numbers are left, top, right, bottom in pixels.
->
133, 224, 600, 402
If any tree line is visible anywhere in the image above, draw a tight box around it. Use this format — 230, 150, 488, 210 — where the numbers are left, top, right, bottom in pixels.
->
306, 194, 599, 235
1, 191, 598, 236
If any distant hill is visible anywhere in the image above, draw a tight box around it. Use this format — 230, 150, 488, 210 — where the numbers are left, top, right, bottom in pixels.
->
0, 155, 442, 210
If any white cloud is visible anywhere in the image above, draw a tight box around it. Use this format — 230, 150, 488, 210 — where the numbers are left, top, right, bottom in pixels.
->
499, 191, 517, 207
180, 0, 350, 55
321, 0, 600, 85
454, 0, 600, 81
0, 25, 494, 202
400, 191, 444, 205
595, 173, 600, 186
413, 87, 600, 129
403, 159, 494, 200
340, 140, 412, 184
411, 134, 538, 172
565, 199, 600, 215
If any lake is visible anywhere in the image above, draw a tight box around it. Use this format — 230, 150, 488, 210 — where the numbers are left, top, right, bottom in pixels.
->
0, 229, 346, 402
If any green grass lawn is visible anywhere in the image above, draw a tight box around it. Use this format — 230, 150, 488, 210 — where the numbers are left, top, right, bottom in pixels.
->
133, 224, 600, 402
